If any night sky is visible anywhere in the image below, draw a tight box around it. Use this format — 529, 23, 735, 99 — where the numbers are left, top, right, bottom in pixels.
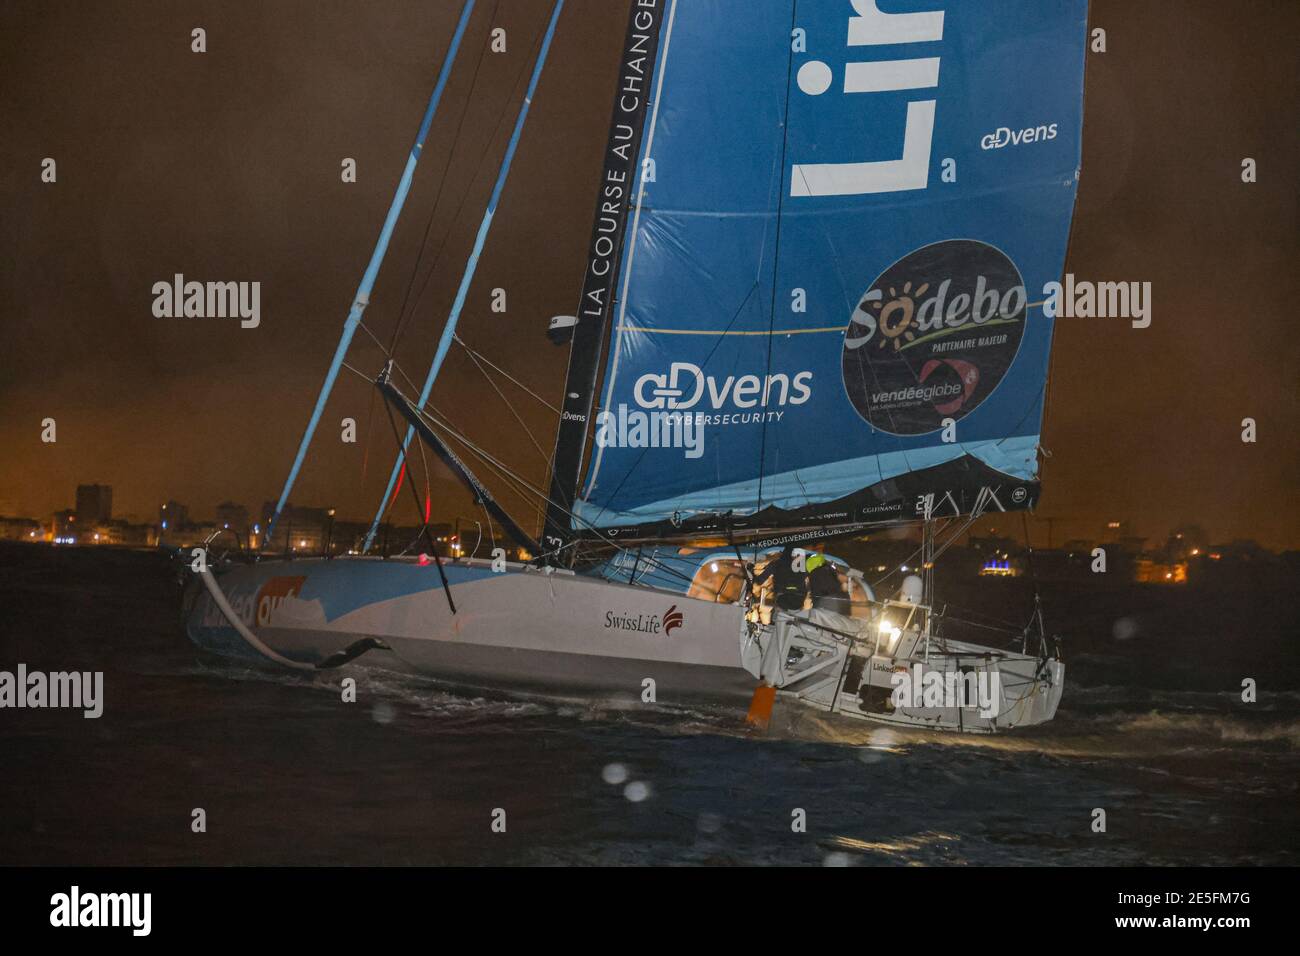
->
1, 0, 1296, 548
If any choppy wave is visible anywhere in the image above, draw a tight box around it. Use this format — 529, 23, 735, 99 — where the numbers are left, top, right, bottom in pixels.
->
1098, 710, 1300, 747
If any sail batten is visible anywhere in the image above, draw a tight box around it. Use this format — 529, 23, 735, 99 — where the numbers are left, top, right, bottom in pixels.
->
573, 0, 1088, 541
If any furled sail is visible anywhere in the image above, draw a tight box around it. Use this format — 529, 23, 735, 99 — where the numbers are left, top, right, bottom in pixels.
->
566, 0, 1088, 541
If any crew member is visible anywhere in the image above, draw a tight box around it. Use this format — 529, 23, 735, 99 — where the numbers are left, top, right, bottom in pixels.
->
752, 544, 809, 612
807, 553, 850, 614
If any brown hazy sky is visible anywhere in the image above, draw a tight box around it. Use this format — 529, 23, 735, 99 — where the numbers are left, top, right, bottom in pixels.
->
1, 0, 1297, 548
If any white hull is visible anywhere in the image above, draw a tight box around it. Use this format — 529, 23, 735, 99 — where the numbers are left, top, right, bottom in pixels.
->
185, 556, 1063, 733
187, 557, 755, 706
753, 610, 1065, 734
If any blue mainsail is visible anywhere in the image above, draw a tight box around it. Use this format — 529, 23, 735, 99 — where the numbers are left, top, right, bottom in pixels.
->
573, 0, 1088, 538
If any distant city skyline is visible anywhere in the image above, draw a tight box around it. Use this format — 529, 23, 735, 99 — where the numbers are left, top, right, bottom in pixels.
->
3, 479, 1288, 558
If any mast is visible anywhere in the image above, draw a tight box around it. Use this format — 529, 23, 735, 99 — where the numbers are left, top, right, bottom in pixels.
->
265, 0, 477, 546
363, 0, 567, 553
540, 0, 671, 561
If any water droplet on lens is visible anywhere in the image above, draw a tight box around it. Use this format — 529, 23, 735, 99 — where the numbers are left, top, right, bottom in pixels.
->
1112, 616, 1139, 641
623, 781, 651, 802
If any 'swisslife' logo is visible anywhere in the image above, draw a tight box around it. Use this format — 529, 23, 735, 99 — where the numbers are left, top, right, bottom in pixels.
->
602, 604, 684, 636
842, 240, 1027, 435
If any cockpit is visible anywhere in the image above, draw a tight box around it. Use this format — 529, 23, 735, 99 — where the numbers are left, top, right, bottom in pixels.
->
590, 545, 876, 621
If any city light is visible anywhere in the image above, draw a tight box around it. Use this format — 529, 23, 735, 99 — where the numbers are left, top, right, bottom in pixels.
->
980, 558, 1017, 577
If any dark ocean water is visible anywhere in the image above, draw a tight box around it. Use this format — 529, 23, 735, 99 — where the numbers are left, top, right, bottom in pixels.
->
2, 546, 1297, 866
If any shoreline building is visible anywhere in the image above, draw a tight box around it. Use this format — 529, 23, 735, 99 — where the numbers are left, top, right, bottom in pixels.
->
75, 484, 113, 526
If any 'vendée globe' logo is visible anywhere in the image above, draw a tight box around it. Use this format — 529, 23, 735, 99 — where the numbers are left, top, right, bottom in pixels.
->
842, 239, 1026, 435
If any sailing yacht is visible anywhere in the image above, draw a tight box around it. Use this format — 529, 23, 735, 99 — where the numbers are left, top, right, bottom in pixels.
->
184, 0, 1088, 734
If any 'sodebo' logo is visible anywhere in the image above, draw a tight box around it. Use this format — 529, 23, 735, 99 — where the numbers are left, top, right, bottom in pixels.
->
842, 239, 1026, 435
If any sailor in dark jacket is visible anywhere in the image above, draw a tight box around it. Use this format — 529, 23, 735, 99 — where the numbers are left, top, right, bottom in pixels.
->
752, 544, 809, 612
807, 553, 850, 615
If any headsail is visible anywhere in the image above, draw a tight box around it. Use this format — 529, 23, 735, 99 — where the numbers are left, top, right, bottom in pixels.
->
565, 0, 1088, 542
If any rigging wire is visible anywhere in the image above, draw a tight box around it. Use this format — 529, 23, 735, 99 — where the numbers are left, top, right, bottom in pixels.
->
478, 497, 497, 555
390, 13, 548, 357
580, 280, 762, 531
347, 2, 502, 492
458, 333, 565, 536
369, 14, 561, 548
353, 0, 527, 494
754, 0, 801, 517
355, 322, 429, 398
454, 335, 559, 413
378, 396, 431, 547
387, 0, 504, 354
380, 398, 458, 610
350, 326, 437, 526
457, 340, 553, 463
454, 340, 554, 534
345, 358, 702, 587
394, 390, 702, 588
369, 323, 559, 537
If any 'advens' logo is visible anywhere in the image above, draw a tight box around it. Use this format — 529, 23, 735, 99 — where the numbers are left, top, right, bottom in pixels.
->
634, 362, 812, 411
981, 123, 1059, 150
